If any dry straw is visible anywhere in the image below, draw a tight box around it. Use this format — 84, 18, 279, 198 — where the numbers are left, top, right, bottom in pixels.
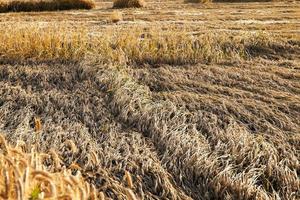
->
96, 60, 300, 200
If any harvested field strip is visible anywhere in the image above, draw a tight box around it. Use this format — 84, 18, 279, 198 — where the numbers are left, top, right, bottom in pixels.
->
0, 64, 191, 199
131, 64, 300, 150
0, 24, 299, 65
0, 2, 299, 37
154, 91, 299, 134
131, 77, 300, 135
131, 65, 300, 130
137, 72, 299, 106
0, 0, 95, 13
140, 63, 300, 93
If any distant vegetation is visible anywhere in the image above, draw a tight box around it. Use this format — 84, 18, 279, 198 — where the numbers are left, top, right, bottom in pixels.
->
0, 0, 95, 13
113, 0, 146, 8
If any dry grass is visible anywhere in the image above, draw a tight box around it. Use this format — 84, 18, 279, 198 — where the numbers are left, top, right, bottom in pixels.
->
0, 0, 95, 13
113, 0, 146, 8
0, 23, 298, 65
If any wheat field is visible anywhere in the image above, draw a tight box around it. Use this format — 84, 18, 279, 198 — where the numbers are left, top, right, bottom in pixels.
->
0, 0, 299, 199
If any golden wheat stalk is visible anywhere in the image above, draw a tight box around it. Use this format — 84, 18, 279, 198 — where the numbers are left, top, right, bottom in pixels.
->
34, 117, 42, 133
124, 171, 133, 189
0, 134, 101, 200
